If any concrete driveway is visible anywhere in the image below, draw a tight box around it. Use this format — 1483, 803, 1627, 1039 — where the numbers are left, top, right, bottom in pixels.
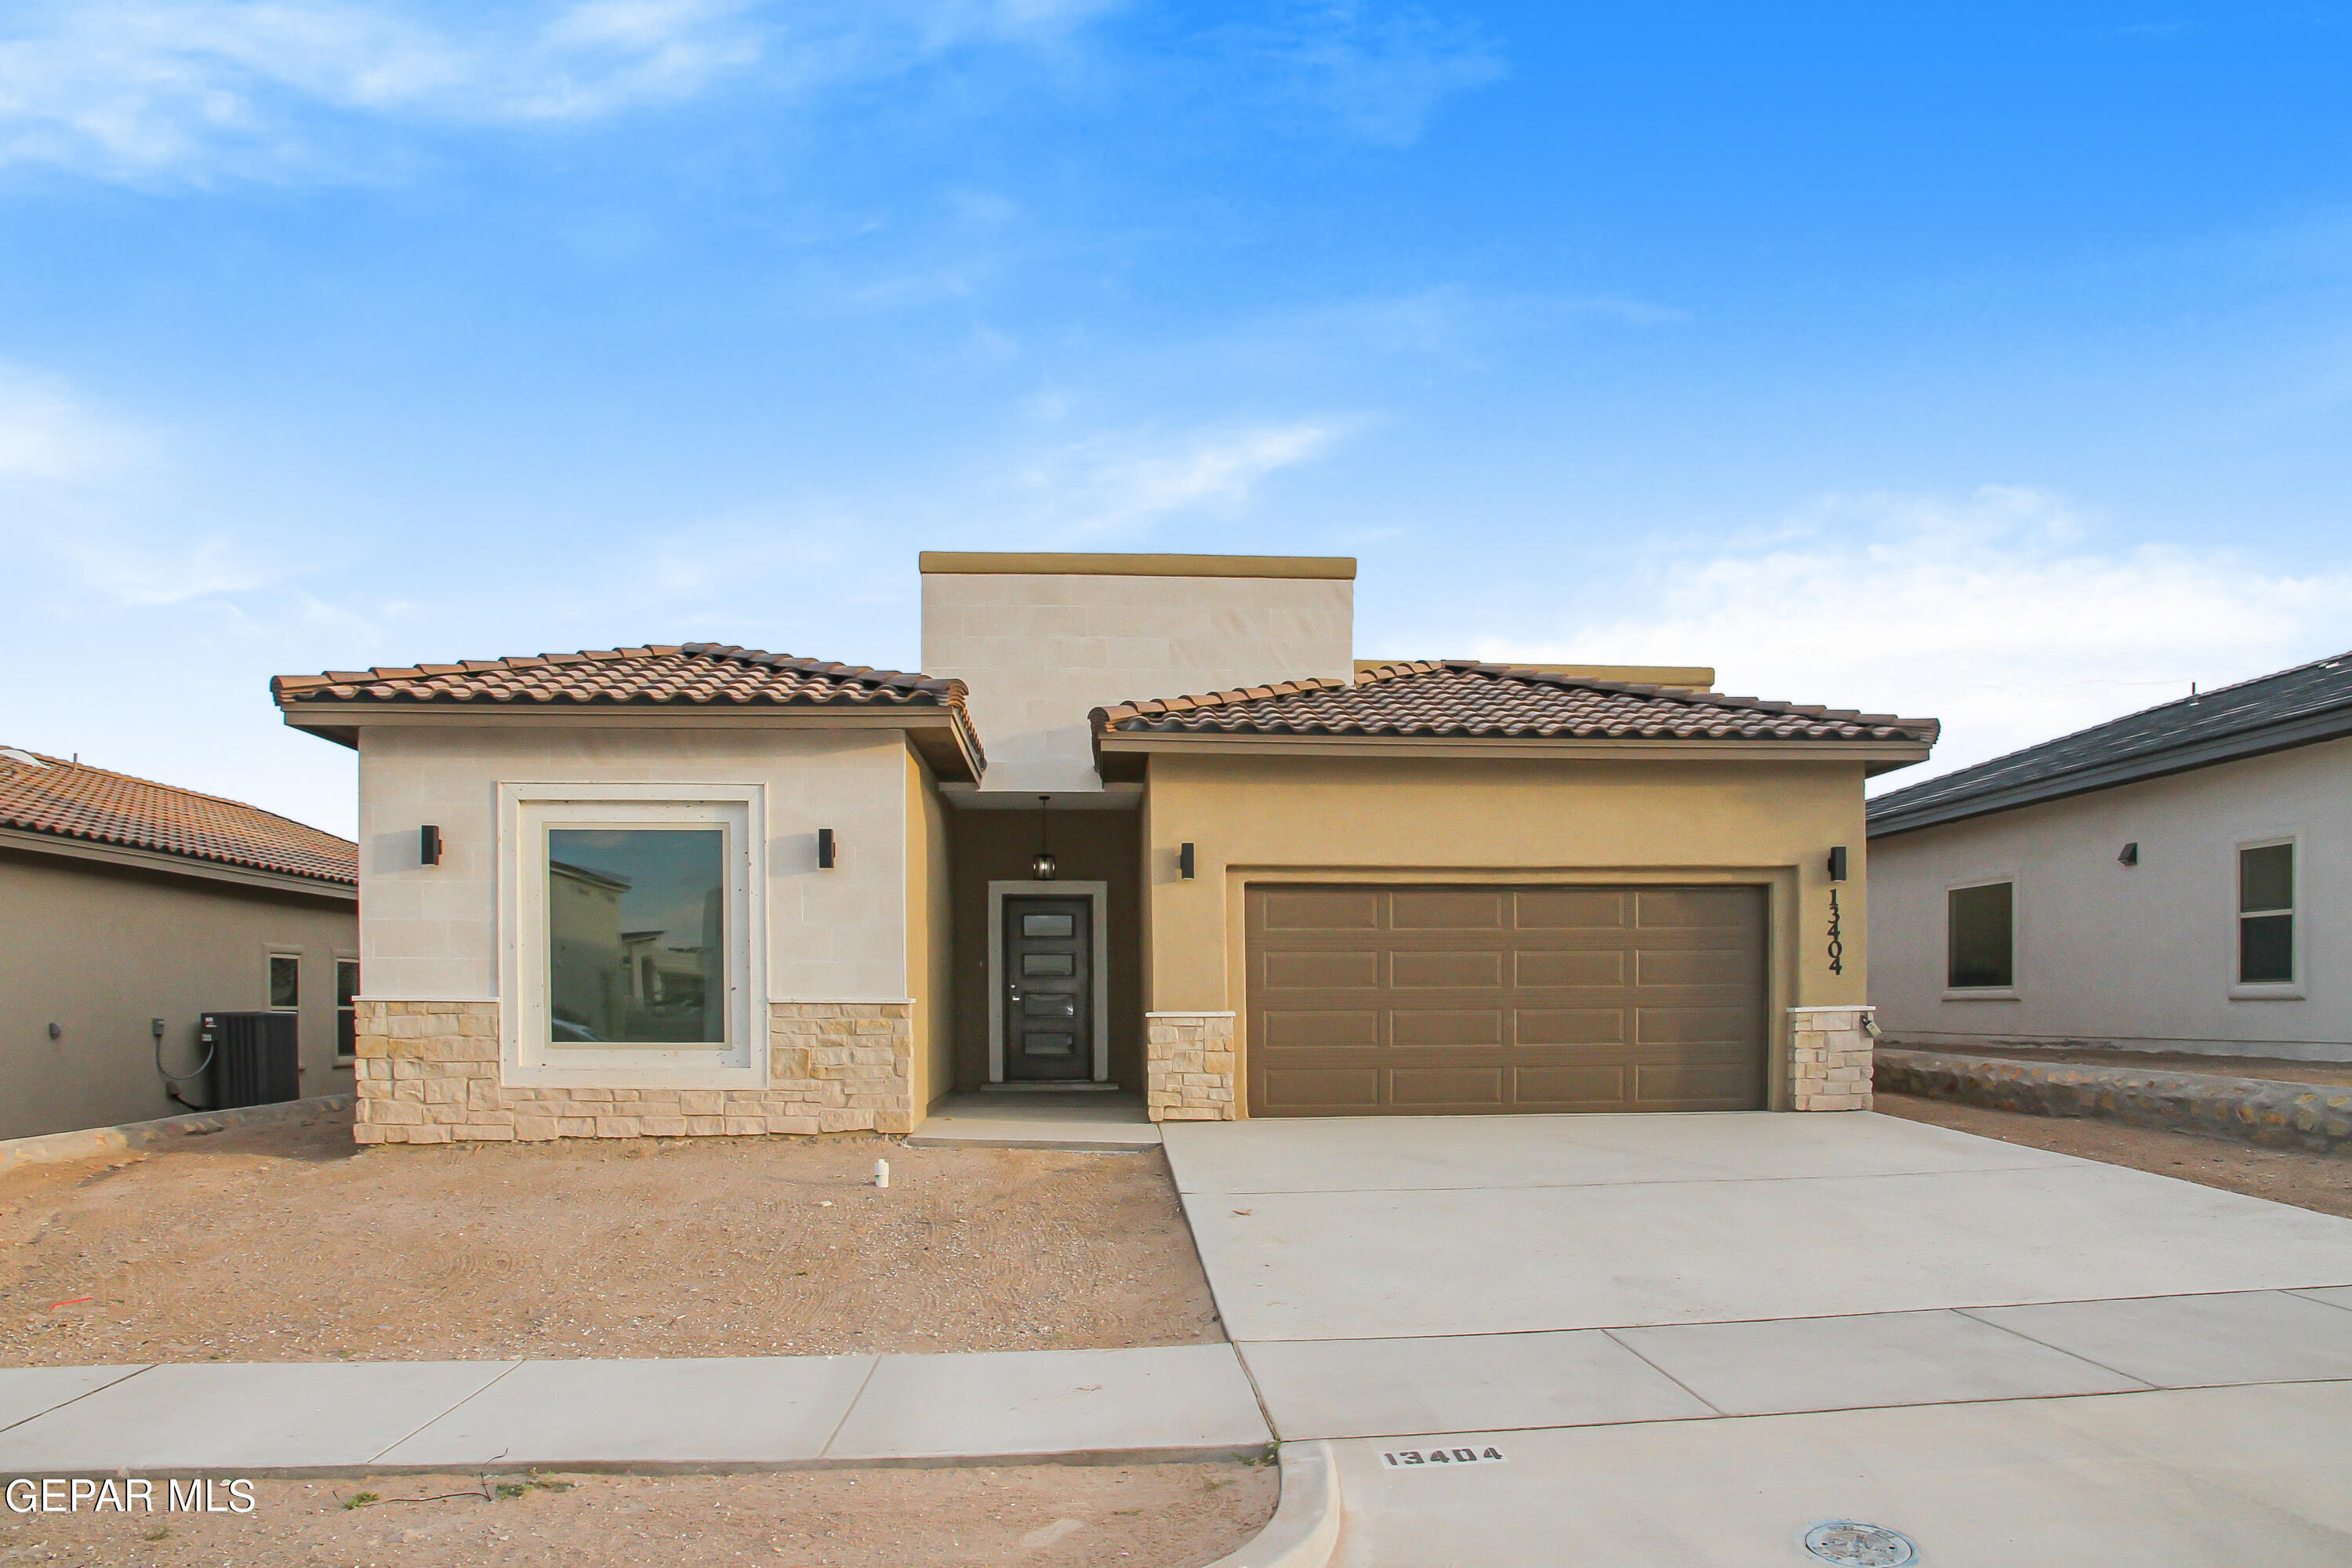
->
1160, 1112, 2352, 1566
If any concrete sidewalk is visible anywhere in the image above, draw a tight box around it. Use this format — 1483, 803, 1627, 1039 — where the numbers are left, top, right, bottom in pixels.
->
0, 1343, 1269, 1478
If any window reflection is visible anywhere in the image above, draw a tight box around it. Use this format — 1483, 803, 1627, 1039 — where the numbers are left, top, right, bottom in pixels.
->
548, 828, 726, 1044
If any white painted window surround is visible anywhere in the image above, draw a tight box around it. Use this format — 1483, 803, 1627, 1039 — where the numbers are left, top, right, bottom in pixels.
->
2231, 834, 2304, 1000
497, 784, 768, 1091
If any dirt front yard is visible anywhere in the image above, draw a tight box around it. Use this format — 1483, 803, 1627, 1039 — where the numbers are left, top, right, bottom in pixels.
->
0, 1106, 1224, 1365
1875, 1091, 2352, 1219
0, 1461, 1278, 1568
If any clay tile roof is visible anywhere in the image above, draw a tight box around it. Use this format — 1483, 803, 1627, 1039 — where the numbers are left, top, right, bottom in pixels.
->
273, 643, 964, 710
1092, 660, 1940, 749
0, 748, 356, 887
272, 642, 986, 775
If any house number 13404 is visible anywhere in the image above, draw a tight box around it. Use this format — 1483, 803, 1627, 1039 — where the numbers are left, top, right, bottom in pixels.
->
1381, 1446, 1506, 1468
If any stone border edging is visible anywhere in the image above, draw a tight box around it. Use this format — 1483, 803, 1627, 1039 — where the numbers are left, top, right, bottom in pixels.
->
1875, 1047, 2352, 1156
1200, 1441, 1342, 1568
0, 1095, 356, 1175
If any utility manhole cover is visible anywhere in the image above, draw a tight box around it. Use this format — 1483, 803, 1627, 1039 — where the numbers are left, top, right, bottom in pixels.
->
1798, 1520, 1918, 1566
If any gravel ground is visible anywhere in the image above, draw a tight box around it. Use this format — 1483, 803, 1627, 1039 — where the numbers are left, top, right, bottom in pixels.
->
1874, 1092, 2352, 1219
1883, 1043, 2352, 1087
0, 1461, 1278, 1568
0, 1107, 1224, 1365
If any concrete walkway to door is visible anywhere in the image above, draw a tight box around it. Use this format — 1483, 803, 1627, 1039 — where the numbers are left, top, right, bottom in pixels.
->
1160, 1112, 2352, 1566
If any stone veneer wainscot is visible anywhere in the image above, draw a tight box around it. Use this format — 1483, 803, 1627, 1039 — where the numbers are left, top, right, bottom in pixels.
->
1145, 1011, 1236, 1122
351, 1000, 915, 1144
1788, 1005, 1874, 1112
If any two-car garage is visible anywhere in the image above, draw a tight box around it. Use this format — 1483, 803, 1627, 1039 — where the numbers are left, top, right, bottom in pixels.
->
1244, 884, 1769, 1116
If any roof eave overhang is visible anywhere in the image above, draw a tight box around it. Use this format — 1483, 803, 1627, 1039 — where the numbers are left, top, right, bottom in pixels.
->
281, 702, 986, 784
1867, 709, 2352, 838
0, 826, 357, 901
1095, 731, 1933, 769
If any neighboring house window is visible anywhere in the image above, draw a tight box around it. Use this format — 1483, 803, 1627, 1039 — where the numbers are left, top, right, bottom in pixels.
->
547, 826, 728, 1046
268, 953, 300, 1010
1947, 882, 2014, 989
2238, 843, 2296, 985
336, 959, 360, 1058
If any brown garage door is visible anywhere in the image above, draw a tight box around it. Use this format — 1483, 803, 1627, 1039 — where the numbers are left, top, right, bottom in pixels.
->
1246, 884, 1768, 1116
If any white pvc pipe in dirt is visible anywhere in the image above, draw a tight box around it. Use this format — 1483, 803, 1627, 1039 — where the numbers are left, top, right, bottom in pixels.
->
873, 1158, 891, 1189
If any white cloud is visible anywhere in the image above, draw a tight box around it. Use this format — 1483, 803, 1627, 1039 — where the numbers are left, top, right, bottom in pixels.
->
0, 0, 1122, 181
0, 369, 145, 479
1014, 419, 1340, 535
1468, 487, 2352, 789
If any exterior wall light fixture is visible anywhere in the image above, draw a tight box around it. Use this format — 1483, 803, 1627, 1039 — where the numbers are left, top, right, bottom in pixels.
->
2118, 841, 2139, 866
1179, 842, 1196, 880
419, 825, 443, 866
1827, 845, 1848, 882
1031, 796, 1057, 881
817, 828, 837, 869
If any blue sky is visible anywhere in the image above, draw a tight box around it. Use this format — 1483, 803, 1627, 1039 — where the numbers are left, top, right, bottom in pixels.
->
4, 2, 2348, 837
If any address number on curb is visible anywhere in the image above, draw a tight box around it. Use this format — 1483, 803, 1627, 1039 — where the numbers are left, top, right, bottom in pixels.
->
1381, 1446, 1506, 1468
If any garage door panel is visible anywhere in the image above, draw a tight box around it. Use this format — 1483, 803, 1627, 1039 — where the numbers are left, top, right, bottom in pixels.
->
1513, 1064, 1628, 1104
1390, 1067, 1505, 1106
1635, 1007, 1759, 1046
1391, 1009, 1504, 1047
1513, 889, 1631, 929
1259, 1010, 1381, 1050
1389, 890, 1508, 929
1260, 1068, 1380, 1111
1261, 890, 1381, 931
1247, 884, 1766, 1117
1634, 1062, 1760, 1105
1513, 950, 1625, 987
1391, 950, 1506, 988
1262, 950, 1381, 990
1513, 1008, 1628, 1045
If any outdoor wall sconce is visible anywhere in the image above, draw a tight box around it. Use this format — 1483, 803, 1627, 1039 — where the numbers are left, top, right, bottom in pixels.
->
817, 828, 837, 869
1179, 842, 1196, 880
1031, 796, 1057, 881
2118, 841, 2139, 866
1827, 846, 1848, 882
419, 825, 443, 866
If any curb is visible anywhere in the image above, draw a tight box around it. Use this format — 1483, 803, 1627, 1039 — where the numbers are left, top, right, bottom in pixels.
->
1875, 1048, 2352, 1156
0, 1095, 355, 1175
1203, 1441, 1343, 1568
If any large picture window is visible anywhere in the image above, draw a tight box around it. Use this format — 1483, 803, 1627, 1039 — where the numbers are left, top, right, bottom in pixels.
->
503, 789, 760, 1078
547, 827, 728, 1045
2238, 842, 2296, 985
1947, 881, 2013, 990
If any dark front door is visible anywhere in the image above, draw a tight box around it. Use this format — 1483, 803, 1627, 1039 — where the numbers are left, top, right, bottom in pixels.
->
1004, 895, 1093, 1081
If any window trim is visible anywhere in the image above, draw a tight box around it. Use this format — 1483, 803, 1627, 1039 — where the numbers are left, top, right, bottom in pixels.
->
498, 784, 768, 1091
334, 955, 361, 1063
2230, 835, 2303, 1000
1940, 874, 2020, 1000
267, 951, 302, 1011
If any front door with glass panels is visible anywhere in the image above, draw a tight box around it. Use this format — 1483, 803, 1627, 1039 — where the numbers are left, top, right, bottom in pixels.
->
1003, 895, 1092, 1081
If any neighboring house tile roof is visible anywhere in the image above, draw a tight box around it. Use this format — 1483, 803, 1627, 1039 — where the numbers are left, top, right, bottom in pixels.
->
272, 643, 985, 778
0, 748, 357, 887
1094, 659, 1938, 751
1868, 647, 2352, 837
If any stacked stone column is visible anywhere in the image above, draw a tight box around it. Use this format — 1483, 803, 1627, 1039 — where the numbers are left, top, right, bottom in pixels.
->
1788, 1004, 1875, 1111
1145, 1011, 1237, 1121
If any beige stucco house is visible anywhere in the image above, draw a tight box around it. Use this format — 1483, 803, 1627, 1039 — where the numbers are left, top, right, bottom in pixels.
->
272, 552, 1938, 1145
1, 747, 358, 1141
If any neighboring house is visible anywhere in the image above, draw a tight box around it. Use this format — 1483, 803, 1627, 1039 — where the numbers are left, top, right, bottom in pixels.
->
270, 551, 1938, 1145
0, 747, 359, 1141
1867, 650, 2351, 1061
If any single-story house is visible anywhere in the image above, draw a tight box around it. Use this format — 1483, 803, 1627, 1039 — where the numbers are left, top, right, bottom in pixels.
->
0, 746, 358, 1141
1867, 648, 2349, 1061
270, 551, 1938, 1145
